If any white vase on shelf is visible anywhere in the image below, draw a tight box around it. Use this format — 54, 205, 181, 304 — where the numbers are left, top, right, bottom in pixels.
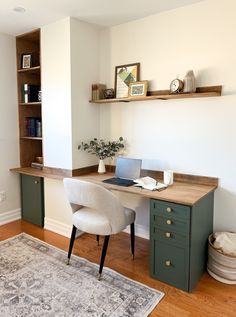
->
98, 159, 106, 174
183, 70, 196, 93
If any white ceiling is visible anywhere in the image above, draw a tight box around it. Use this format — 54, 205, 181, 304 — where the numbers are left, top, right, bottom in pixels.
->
0, 0, 205, 36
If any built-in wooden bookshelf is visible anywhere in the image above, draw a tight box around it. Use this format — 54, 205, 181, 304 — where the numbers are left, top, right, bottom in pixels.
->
90, 85, 222, 104
16, 29, 42, 167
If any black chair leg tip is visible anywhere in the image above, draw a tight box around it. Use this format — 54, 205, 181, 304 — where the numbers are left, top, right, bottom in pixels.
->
97, 273, 102, 281
66, 258, 70, 265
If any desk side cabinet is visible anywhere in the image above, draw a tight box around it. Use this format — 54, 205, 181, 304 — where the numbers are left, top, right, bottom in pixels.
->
150, 192, 214, 292
21, 174, 44, 227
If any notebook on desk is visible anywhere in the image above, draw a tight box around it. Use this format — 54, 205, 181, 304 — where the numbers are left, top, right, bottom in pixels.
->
103, 157, 142, 187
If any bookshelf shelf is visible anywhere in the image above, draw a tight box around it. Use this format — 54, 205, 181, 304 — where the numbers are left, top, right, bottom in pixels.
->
90, 86, 222, 104
19, 102, 41, 106
16, 29, 42, 167
18, 66, 40, 74
21, 137, 43, 140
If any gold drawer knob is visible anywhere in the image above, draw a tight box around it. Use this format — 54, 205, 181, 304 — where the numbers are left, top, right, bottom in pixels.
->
166, 219, 172, 225
166, 207, 172, 213
165, 232, 171, 238
165, 260, 171, 266
34, 181, 39, 184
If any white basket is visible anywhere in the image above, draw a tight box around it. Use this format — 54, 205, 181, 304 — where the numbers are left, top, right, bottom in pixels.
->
207, 233, 236, 284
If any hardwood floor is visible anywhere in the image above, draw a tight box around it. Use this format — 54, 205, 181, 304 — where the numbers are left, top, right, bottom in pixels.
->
1, 220, 236, 317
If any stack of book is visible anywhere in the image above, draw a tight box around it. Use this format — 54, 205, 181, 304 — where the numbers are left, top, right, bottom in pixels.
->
91, 84, 106, 100
22, 84, 40, 103
26, 117, 42, 137
31, 162, 43, 169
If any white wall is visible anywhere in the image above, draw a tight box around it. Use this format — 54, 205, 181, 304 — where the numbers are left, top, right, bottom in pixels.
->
44, 178, 73, 237
70, 18, 100, 169
41, 17, 73, 170
0, 32, 20, 224
42, 18, 100, 235
99, 0, 236, 233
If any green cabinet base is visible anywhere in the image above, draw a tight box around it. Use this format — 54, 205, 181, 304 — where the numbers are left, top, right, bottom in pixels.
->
150, 193, 214, 292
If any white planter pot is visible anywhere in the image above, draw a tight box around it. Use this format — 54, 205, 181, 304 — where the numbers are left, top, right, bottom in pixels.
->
98, 160, 106, 174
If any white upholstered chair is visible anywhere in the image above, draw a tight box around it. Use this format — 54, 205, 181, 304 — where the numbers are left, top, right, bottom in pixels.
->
63, 178, 136, 279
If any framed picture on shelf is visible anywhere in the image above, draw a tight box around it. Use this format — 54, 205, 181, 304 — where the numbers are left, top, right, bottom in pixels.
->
21, 54, 32, 69
129, 80, 148, 98
115, 62, 140, 98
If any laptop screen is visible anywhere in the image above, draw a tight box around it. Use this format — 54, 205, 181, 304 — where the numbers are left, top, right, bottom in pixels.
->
115, 157, 142, 180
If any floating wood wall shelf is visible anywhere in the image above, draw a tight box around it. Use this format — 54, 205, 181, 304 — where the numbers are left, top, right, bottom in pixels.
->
90, 85, 222, 104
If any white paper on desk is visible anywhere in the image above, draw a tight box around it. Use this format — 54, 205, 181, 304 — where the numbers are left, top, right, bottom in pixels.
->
133, 176, 168, 191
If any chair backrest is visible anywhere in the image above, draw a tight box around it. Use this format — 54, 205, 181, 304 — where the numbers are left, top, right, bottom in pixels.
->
63, 178, 127, 234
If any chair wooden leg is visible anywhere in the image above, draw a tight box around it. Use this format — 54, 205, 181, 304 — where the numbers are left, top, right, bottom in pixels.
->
130, 223, 135, 259
98, 235, 110, 279
96, 235, 100, 246
67, 225, 77, 265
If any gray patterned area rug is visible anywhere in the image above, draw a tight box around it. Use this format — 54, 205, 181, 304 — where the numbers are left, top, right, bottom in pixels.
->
0, 233, 164, 317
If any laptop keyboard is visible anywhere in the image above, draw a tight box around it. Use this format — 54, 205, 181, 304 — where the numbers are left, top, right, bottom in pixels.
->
102, 177, 135, 187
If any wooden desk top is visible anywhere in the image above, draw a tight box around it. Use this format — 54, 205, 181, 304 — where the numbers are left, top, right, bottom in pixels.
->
74, 173, 217, 206
11, 168, 217, 206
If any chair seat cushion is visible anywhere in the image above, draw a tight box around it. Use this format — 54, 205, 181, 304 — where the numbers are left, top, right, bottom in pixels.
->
72, 207, 135, 236
72, 207, 111, 235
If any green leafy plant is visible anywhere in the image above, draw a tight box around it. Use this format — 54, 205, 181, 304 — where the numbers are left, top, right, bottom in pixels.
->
78, 137, 124, 160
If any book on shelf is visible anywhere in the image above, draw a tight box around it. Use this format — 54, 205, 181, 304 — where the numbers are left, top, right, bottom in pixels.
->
31, 162, 43, 169
26, 117, 42, 137
91, 84, 106, 101
22, 84, 40, 103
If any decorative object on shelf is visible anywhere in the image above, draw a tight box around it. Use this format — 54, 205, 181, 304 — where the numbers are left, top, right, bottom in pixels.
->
78, 137, 125, 174
22, 84, 40, 103
183, 70, 196, 93
104, 88, 115, 99
21, 54, 32, 69
35, 156, 43, 164
170, 78, 184, 93
38, 90, 42, 101
91, 84, 106, 101
31, 156, 43, 169
129, 80, 148, 98
115, 63, 140, 98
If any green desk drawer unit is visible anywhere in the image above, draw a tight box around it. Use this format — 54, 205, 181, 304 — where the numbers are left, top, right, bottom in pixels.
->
150, 193, 214, 292
21, 174, 44, 227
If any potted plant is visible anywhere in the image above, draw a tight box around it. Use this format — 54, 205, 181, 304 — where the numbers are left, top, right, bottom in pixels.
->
78, 137, 125, 173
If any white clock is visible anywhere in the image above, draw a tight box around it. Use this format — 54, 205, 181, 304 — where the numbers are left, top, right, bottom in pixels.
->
170, 78, 184, 93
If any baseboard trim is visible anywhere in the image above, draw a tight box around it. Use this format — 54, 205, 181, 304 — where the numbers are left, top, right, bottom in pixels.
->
0, 208, 21, 226
44, 217, 82, 238
123, 223, 149, 240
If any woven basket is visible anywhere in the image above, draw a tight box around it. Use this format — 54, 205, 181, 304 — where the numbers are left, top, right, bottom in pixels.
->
207, 233, 236, 284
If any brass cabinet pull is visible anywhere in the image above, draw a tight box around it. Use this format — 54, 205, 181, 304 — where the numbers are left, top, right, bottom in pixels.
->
34, 181, 39, 184
166, 219, 172, 225
166, 207, 172, 213
165, 260, 171, 266
165, 232, 171, 238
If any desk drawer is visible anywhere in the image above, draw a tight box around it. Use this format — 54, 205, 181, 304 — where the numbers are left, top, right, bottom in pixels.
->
152, 226, 189, 247
152, 214, 189, 234
151, 240, 189, 291
150, 199, 190, 220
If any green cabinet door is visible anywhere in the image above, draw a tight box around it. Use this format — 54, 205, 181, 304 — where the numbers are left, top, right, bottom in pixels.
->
21, 174, 44, 227
151, 240, 189, 291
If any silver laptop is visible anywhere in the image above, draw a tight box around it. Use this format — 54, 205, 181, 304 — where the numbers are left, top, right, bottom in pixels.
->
103, 157, 142, 187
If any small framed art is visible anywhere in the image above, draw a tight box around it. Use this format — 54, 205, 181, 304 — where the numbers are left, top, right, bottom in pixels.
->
128, 80, 148, 98
21, 54, 32, 69
114, 62, 140, 98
